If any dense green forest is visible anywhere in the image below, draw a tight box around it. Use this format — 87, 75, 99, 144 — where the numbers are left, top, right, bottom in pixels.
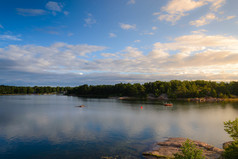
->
1, 80, 238, 99
68, 80, 238, 98
0, 85, 71, 94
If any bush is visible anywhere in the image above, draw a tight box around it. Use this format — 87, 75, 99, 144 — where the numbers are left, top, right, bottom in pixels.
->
223, 118, 238, 159
174, 139, 205, 159
223, 141, 238, 159
224, 118, 238, 141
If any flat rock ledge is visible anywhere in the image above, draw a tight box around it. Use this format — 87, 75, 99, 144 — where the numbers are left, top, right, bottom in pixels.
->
143, 137, 224, 159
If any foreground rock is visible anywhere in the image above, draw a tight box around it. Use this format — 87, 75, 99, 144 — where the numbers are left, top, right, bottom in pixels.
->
143, 137, 224, 159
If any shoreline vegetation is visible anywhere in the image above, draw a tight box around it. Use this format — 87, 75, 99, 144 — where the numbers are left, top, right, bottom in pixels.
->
143, 137, 224, 159
144, 118, 238, 159
1, 80, 238, 102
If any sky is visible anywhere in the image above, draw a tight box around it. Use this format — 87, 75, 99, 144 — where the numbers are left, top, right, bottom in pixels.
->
0, 0, 238, 86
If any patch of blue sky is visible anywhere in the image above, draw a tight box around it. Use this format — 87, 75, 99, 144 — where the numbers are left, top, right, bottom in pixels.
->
0, 0, 238, 85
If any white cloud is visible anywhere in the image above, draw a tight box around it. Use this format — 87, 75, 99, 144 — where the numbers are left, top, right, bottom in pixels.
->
190, 13, 217, 27
2, 33, 237, 76
0, 24, 3, 29
84, 13, 96, 27
152, 26, 157, 30
150, 34, 238, 72
16, 8, 47, 16
101, 53, 118, 58
0, 43, 106, 73
89, 33, 238, 80
0, 35, 21, 41
153, 34, 238, 53
109, 33, 117, 38
45, 1, 63, 12
156, 0, 206, 23
127, 0, 136, 5
161, 0, 206, 14
119, 23, 136, 30
190, 12, 234, 27
156, 12, 188, 24
1, 32, 238, 83
156, 0, 226, 24
17, 1, 65, 16
121, 46, 143, 58
134, 40, 141, 43
18, 1, 67, 17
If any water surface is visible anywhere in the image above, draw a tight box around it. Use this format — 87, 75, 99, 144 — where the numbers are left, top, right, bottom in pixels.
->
0, 95, 237, 158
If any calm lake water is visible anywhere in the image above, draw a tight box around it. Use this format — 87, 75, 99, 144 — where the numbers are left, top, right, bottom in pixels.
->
0, 95, 237, 159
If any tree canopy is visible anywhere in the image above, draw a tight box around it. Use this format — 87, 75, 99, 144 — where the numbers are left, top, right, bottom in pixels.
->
67, 80, 238, 98
1, 80, 238, 99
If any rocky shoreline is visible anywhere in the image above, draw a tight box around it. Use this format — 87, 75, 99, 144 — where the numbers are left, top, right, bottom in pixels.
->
143, 137, 226, 159
118, 96, 238, 102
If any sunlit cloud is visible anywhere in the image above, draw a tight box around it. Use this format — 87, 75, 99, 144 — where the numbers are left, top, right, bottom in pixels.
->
155, 0, 206, 23
225, 15, 236, 20
155, 0, 226, 24
1, 32, 238, 84
209, 0, 226, 11
191, 29, 207, 34
162, 0, 205, 14
190, 13, 217, 27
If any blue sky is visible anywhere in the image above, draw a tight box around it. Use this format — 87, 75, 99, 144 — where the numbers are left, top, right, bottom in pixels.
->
0, 0, 238, 86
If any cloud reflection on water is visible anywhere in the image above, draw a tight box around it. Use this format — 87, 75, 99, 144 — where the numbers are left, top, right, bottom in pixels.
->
0, 95, 237, 148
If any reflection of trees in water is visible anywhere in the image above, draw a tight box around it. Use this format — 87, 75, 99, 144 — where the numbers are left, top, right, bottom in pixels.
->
0, 95, 238, 148
228, 102, 238, 110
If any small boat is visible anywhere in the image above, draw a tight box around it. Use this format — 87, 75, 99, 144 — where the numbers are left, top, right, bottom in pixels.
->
164, 103, 173, 106
76, 105, 85, 108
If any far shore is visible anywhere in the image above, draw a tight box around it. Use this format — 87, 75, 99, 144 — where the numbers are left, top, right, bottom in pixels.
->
117, 96, 238, 102
0, 93, 62, 96
2, 93, 238, 102
68, 94, 238, 102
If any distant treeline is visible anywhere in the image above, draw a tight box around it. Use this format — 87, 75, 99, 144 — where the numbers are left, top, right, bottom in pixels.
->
1, 80, 238, 99
68, 80, 238, 98
0, 85, 71, 94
